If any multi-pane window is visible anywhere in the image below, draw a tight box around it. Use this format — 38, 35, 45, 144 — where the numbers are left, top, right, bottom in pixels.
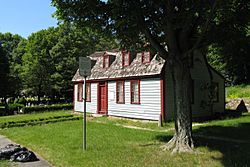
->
86, 83, 91, 102
122, 52, 130, 66
116, 81, 125, 103
141, 52, 150, 64
103, 55, 110, 68
77, 83, 83, 102
130, 80, 140, 104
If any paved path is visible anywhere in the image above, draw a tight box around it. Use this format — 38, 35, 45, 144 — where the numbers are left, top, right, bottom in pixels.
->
0, 135, 52, 167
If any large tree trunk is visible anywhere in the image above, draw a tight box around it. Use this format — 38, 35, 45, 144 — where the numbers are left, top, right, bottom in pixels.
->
162, 55, 194, 153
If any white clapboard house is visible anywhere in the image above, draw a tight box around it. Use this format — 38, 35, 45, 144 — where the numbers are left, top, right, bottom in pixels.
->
72, 50, 225, 121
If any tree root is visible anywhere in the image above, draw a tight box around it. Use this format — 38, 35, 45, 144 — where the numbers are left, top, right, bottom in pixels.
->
161, 135, 176, 151
161, 135, 194, 154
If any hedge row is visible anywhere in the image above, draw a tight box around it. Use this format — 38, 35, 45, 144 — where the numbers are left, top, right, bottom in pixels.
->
0, 103, 73, 116
0, 115, 80, 129
22, 104, 73, 113
0, 107, 5, 112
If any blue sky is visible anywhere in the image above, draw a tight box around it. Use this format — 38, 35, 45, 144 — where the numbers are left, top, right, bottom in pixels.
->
0, 0, 58, 38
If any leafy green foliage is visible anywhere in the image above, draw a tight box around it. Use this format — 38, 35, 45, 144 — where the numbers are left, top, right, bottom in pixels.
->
14, 97, 27, 105
0, 45, 9, 99
18, 23, 118, 100
21, 28, 58, 101
49, 23, 118, 99
0, 33, 24, 98
7, 103, 25, 114
22, 103, 73, 113
207, 0, 250, 85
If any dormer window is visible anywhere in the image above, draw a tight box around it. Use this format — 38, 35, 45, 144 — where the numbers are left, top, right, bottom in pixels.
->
103, 55, 110, 68
122, 51, 130, 67
141, 52, 151, 64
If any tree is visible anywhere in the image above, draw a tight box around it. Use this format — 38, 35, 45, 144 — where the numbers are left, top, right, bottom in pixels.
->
20, 28, 57, 103
206, 0, 250, 85
50, 23, 118, 100
52, 0, 240, 152
20, 23, 118, 102
0, 33, 24, 98
0, 44, 9, 105
11, 40, 28, 94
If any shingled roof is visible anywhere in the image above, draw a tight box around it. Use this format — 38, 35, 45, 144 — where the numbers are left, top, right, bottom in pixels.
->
72, 51, 165, 81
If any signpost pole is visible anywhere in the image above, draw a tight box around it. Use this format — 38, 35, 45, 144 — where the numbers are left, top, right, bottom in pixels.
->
79, 56, 91, 151
83, 76, 87, 150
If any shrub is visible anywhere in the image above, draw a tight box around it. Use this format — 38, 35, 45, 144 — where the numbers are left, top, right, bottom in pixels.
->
0, 107, 6, 116
7, 97, 15, 104
7, 103, 25, 115
14, 97, 27, 106
22, 104, 73, 114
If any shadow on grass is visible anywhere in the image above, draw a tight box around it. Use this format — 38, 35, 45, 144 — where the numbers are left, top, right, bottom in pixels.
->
155, 122, 250, 166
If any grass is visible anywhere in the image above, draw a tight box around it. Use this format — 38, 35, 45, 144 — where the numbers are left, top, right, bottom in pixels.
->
226, 85, 250, 100
90, 116, 174, 130
193, 113, 250, 140
0, 112, 250, 166
0, 160, 14, 167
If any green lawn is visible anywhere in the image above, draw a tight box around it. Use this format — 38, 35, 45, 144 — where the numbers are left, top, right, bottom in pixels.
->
0, 110, 73, 122
0, 112, 250, 167
226, 85, 250, 100
0, 160, 13, 167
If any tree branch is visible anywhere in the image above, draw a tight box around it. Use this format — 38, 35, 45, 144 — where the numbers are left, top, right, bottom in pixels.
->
187, 0, 218, 55
137, 11, 169, 59
144, 28, 169, 59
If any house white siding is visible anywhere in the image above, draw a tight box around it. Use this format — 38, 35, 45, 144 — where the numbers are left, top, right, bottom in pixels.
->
108, 78, 161, 120
74, 83, 98, 113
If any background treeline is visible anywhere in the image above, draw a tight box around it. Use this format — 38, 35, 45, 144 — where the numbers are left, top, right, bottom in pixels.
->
0, 23, 118, 105
206, 1, 249, 85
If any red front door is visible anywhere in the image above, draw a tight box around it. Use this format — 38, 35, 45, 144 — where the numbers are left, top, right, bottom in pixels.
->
98, 82, 108, 114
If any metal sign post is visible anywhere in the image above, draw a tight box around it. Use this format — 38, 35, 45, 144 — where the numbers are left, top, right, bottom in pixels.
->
79, 57, 91, 151
83, 76, 87, 150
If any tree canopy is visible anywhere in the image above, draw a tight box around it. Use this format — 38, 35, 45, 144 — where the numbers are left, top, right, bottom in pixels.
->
0, 33, 24, 101
206, 0, 250, 85
13, 23, 118, 102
